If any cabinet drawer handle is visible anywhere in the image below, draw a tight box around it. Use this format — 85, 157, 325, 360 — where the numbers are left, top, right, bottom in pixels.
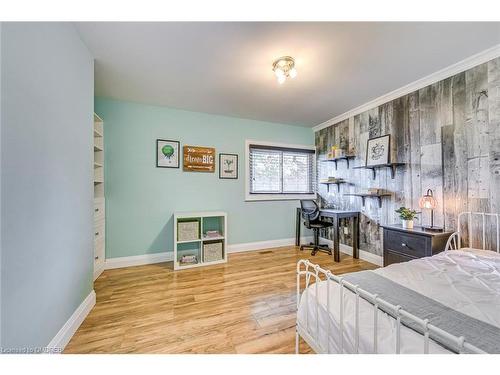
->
95, 208, 99, 212
95, 232, 99, 236
95, 256, 99, 260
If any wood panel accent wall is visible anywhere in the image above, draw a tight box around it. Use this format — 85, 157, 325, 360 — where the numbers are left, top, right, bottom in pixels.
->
315, 57, 500, 256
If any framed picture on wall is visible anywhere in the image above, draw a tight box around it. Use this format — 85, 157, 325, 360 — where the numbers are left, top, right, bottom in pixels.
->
156, 139, 180, 168
219, 153, 238, 179
366, 134, 390, 167
183, 145, 216, 172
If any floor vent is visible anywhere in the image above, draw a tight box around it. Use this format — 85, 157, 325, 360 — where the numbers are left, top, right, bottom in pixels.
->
259, 250, 273, 254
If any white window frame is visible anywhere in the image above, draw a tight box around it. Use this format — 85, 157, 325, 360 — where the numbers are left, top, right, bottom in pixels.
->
245, 139, 317, 201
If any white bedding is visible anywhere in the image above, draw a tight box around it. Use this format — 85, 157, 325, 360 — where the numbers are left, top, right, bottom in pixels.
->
297, 249, 500, 353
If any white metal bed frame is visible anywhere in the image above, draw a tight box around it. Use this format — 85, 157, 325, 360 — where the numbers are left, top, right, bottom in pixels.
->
296, 212, 500, 354
445, 212, 500, 253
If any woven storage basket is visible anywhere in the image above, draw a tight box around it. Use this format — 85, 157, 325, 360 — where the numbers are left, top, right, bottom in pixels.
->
177, 221, 199, 242
203, 241, 223, 262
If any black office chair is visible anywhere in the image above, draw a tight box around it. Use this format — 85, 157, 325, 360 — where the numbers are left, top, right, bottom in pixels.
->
300, 200, 333, 256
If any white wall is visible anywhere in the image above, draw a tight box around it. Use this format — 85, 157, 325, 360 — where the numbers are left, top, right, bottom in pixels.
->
1, 23, 94, 349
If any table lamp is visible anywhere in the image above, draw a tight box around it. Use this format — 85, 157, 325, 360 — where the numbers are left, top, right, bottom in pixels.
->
419, 189, 440, 231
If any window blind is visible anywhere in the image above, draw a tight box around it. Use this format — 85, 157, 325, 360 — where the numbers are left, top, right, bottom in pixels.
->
249, 144, 315, 195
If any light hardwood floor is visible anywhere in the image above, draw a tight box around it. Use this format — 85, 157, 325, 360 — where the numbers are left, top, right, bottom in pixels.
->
64, 246, 377, 354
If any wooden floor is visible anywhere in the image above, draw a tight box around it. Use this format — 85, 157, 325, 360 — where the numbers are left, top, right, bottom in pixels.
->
64, 246, 377, 354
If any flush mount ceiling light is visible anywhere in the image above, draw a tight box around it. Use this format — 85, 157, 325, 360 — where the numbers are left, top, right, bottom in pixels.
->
272, 56, 297, 84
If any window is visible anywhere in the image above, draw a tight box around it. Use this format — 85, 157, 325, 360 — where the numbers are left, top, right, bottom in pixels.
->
246, 141, 316, 201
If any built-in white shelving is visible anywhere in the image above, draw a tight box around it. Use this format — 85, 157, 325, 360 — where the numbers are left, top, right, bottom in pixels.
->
93, 113, 105, 280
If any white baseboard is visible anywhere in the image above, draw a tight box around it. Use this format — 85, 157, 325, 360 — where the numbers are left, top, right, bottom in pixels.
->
102, 236, 382, 270
93, 262, 105, 281
47, 290, 96, 352
103, 237, 311, 269
340, 244, 383, 267
319, 238, 383, 266
105, 252, 174, 270
227, 236, 311, 254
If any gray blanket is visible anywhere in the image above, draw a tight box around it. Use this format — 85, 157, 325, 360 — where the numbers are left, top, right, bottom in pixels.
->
342, 270, 500, 353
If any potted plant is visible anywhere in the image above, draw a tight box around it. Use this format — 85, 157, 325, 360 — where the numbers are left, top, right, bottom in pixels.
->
395, 207, 418, 229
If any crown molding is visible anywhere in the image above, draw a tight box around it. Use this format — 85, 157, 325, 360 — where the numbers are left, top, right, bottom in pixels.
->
313, 44, 500, 132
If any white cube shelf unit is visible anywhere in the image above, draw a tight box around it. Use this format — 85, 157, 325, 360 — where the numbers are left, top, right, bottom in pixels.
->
173, 211, 227, 270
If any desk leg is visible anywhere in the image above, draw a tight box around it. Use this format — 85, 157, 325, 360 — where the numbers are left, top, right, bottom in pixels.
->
295, 208, 301, 247
333, 216, 340, 262
352, 214, 359, 259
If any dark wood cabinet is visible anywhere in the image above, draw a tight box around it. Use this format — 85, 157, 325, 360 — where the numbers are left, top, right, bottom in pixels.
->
382, 225, 453, 267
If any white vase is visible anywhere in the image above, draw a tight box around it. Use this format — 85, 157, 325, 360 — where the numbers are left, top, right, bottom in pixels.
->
402, 220, 414, 229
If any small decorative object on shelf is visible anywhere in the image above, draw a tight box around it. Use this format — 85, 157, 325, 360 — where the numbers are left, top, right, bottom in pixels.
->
327, 145, 337, 160
320, 177, 344, 183
327, 145, 345, 159
395, 207, 418, 229
180, 254, 198, 265
353, 134, 405, 179
204, 230, 222, 238
366, 134, 390, 167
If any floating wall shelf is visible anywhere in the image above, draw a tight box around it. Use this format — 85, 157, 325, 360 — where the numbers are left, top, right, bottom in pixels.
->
320, 181, 347, 193
321, 155, 356, 169
352, 163, 405, 179
344, 193, 392, 208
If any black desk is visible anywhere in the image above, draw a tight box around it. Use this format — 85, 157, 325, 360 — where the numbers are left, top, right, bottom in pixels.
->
295, 208, 360, 262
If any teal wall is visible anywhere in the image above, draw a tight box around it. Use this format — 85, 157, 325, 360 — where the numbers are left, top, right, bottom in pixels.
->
95, 98, 314, 259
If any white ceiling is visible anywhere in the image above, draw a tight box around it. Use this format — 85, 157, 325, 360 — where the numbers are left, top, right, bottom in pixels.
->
76, 22, 500, 127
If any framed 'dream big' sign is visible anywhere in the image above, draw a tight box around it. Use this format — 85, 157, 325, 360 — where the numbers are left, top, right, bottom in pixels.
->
183, 145, 216, 172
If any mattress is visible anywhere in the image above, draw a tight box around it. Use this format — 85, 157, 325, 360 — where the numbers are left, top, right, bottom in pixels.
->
297, 249, 500, 353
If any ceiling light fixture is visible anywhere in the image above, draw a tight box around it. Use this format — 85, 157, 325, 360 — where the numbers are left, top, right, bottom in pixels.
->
272, 56, 297, 84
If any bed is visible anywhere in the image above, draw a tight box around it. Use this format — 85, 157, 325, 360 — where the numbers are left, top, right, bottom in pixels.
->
296, 212, 500, 354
